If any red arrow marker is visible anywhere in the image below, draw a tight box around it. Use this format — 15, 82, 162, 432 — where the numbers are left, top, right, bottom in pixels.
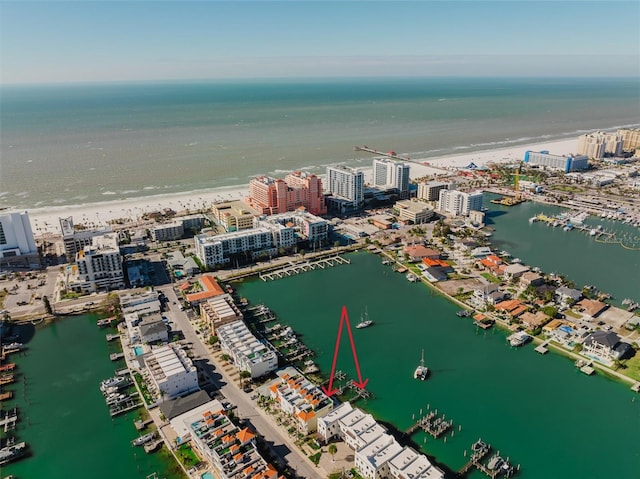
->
322, 305, 369, 397
342, 306, 369, 390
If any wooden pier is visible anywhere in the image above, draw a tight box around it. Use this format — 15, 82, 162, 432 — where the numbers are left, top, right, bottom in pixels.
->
0, 363, 16, 372
0, 374, 15, 385
0, 407, 18, 432
135, 418, 153, 430
458, 440, 518, 478
259, 255, 350, 281
115, 367, 130, 376
405, 408, 453, 439
534, 341, 549, 355
144, 439, 163, 453
106, 333, 121, 341
0, 391, 14, 402
110, 352, 125, 361
458, 440, 491, 475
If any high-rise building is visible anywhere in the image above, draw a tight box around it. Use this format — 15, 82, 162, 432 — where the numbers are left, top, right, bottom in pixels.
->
577, 132, 623, 158
618, 128, 640, 152
246, 171, 326, 216
325, 166, 364, 213
0, 211, 39, 268
437, 190, 483, 217
60, 216, 112, 262
372, 159, 411, 197
68, 233, 124, 293
417, 181, 450, 202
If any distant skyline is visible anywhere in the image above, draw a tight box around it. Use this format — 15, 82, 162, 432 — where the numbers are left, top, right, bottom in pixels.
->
1, 1, 639, 85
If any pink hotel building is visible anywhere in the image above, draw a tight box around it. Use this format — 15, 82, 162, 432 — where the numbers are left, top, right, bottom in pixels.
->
246, 171, 327, 216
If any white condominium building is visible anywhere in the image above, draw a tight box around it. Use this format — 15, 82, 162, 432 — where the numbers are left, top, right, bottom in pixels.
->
195, 225, 294, 268
355, 434, 404, 479
618, 128, 640, 152
59, 216, 112, 262
523, 150, 589, 172
216, 320, 278, 378
255, 210, 329, 244
145, 344, 199, 399
326, 165, 365, 208
118, 290, 162, 315
372, 159, 411, 197
388, 447, 444, 479
394, 200, 435, 224
151, 222, 184, 242
69, 233, 124, 293
200, 294, 243, 333
437, 190, 483, 217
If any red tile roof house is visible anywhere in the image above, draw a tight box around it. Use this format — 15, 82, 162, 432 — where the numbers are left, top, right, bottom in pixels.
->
495, 299, 530, 320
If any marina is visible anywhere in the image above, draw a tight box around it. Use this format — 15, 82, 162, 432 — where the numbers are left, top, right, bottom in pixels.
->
258, 255, 350, 281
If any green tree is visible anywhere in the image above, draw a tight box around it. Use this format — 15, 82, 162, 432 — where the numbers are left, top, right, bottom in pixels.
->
328, 443, 338, 462
239, 370, 252, 388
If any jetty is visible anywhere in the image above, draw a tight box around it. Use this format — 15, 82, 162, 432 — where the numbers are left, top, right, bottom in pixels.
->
575, 359, 595, 376
0, 363, 16, 373
106, 333, 121, 342
458, 440, 518, 478
0, 374, 15, 386
134, 418, 153, 430
110, 352, 125, 361
259, 255, 350, 281
144, 439, 163, 453
0, 391, 13, 402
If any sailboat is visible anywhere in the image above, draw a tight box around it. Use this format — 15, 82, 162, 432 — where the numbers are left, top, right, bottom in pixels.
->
413, 349, 428, 380
356, 306, 373, 329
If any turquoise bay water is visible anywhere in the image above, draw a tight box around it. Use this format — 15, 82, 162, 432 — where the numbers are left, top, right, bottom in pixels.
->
485, 195, 640, 305
2, 315, 182, 479
237, 252, 640, 479
2, 78, 639, 209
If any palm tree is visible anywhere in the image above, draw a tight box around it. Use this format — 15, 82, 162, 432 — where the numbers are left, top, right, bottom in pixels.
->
239, 370, 252, 388
328, 443, 337, 462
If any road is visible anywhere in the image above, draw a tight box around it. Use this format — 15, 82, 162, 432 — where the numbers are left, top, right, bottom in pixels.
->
156, 283, 323, 479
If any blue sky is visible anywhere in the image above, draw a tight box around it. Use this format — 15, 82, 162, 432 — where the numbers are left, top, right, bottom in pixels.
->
1, 1, 638, 84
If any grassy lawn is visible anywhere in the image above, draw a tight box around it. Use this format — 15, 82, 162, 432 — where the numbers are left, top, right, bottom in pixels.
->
308, 451, 322, 465
565, 310, 581, 319
620, 355, 640, 382
480, 272, 502, 284
177, 443, 200, 468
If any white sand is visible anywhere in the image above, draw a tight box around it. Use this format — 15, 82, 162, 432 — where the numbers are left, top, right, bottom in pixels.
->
25, 137, 577, 235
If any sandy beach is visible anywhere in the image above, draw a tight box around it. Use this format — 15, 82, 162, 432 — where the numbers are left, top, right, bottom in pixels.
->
24, 137, 577, 235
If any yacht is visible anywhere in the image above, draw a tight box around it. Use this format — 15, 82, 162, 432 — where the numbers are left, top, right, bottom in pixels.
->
507, 331, 531, 347
100, 376, 129, 393
413, 349, 429, 380
356, 307, 373, 329
132, 432, 156, 447
2, 343, 23, 351
406, 273, 419, 282
0, 441, 28, 466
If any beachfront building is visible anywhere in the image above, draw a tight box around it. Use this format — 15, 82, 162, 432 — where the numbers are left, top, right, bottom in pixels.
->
583, 331, 626, 364
144, 344, 199, 399
523, 150, 589, 172
67, 233, 124, 293
577, 131, 624, 159
372, 159, 411, 198
211, 200, 260, 232
393, 200, 435, 224
437, 190, 483, 217
181, 214, 207, 233
59, 216, 112, 262
246, 172, 326, 216
200, 294, 243, 334
417, 181, 450, 202
618, 128, 640, 152
0, 211, 40, 269
217, 320, 278, 379
151, 221, 184, 242
195, 223, 295, 268
166, 251, 200, 277
326, 165, 365, 213
265, 368, 333, 434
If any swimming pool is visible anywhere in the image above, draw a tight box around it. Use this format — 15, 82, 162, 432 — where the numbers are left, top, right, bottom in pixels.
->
133, 346, 144, 356
201, 472, 215, 479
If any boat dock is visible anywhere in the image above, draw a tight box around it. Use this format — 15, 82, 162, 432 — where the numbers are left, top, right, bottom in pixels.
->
458, 440, 518, 478
106, 333, 121, 341
0, 374, 15, 385
110, 352, 125, 361
144, 439, 163, 453
115, 367, 130, 376
458, 440, 491, 475
134, 418, 153, 430
631, 382, 640, 393
534, 341, 549, 355
575, 359, 595, 376
0, 363, 16, 373
0, 407, 18, 432
0, 391, 14, 402
405, 407, 453, 439
110, 398, 142, 417
259, 255, 350, 281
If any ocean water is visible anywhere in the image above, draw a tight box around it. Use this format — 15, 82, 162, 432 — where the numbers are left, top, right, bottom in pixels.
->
1, 77, 639, 210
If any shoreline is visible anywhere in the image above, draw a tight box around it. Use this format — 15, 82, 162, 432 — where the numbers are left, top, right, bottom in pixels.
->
14, 137, 578, 235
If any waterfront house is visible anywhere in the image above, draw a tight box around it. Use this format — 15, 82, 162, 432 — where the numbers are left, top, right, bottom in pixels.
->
144, 344, 199, 399
184, 275, 226, 306
575, 298, 609, 319
388, 447, 444, 479
317, 402, 354, 443
139, 317, 169, 344
495, 299, 530, 319
520, 271, 544, 288
217, 320, 278, 379
503, 263, 530, 281
354, 434, 403, 479
556, 286, 582, 305
470, 246, 492, 258
519, 311, 551, 331
403, 245, 440, 262
200, 294, 243, 334
119, 289, 161, 315
583, 331, 624, 364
